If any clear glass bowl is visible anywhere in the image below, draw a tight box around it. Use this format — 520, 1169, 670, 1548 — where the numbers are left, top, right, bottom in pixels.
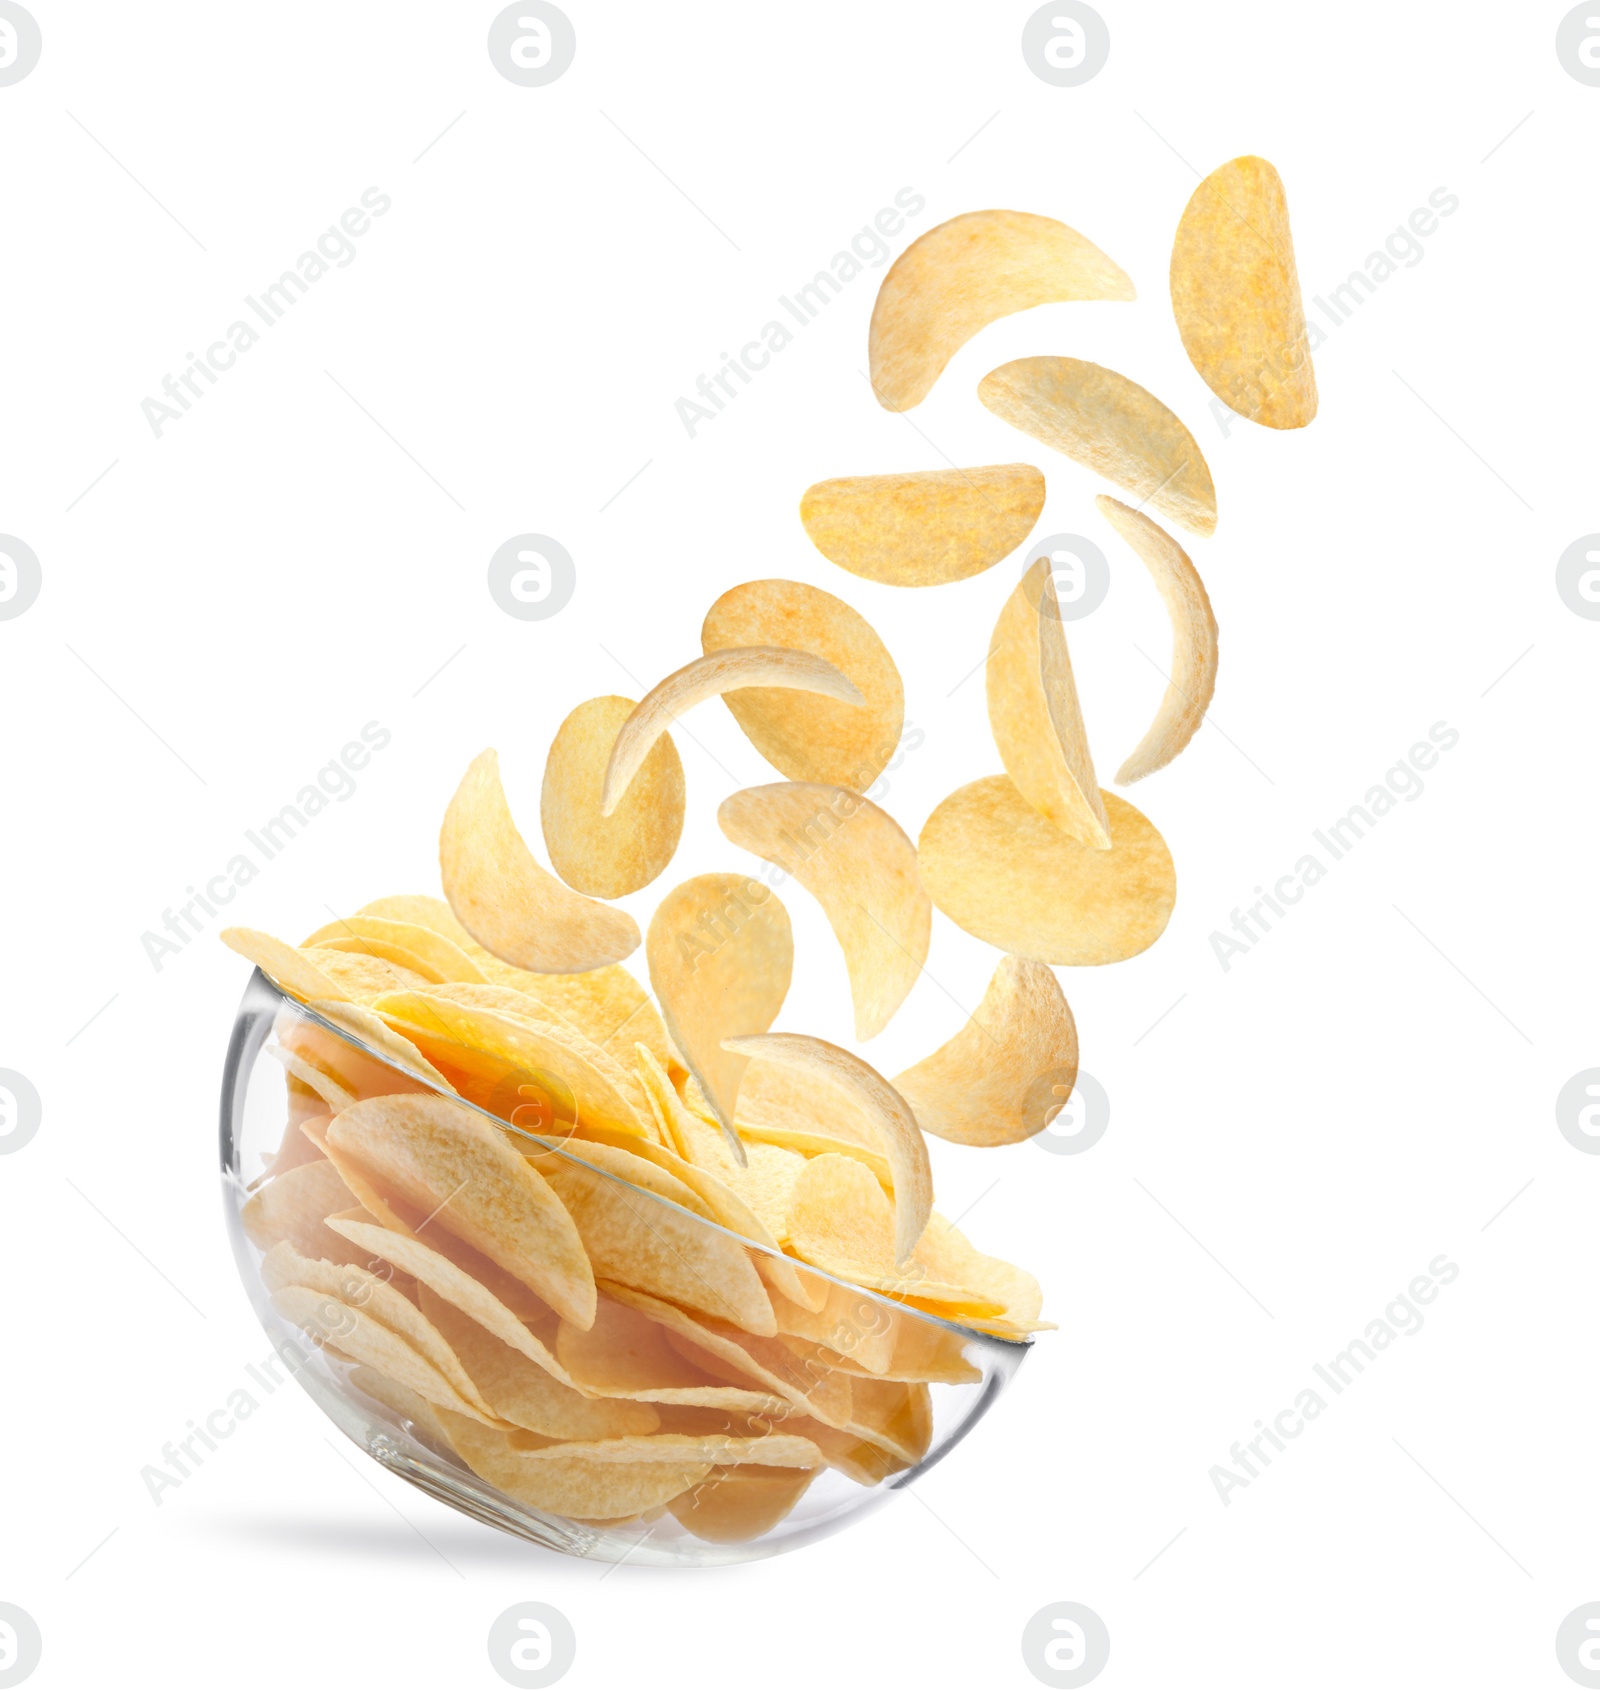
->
220, 968, 1029, 1566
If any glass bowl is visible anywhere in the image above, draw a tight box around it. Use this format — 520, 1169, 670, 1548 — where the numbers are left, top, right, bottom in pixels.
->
220, 968, 1029, 1566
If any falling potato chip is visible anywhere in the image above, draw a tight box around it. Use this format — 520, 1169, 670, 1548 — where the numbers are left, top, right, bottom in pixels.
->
987, 558, 1109, 848
718, 783, 930, 1040
300, 916, 487, 985
541, 695, 685, 898
799, 465, 1045, 588
734, 1059, 880, 1152
440, 749, 641, 974
1171, 155, 1317, 430
601, 649, 864, 816
532, 1150, 775, 1334
646, 875, 793, 1157
241, 1160, 360, 1263
1096, 496, 1219, 784
722, 1034, 932, 1267
701, 579, 905, 791
668, 1463, 816, 1543
978, 358, 1217, 537
220, 928, 350, 1003
918, 776, 1175, 965
893, 957, 1078, 1148
303, 1000, 455, 1093
326, 1093, 596, 1328
868, 209, 1135, 411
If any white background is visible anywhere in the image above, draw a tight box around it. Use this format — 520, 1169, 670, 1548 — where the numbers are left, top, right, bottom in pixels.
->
1, 2, 1595, 1686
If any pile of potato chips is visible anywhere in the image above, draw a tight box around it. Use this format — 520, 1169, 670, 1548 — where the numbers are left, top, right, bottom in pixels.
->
226, 157, 1312, 1544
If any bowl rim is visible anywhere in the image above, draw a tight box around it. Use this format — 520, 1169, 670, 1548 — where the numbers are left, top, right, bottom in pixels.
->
224, 967, 1035, 1356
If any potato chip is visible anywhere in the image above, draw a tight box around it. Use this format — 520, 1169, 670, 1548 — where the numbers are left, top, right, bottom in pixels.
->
1170, 154, 1317, 429
220, 928, 350, 1003
414, 1285, 658, 1438
440, 749, 640, 974
631, 1043, 695, 1159
301, 916, 487, 984
718, 783, 929, 1039
539, 1137, 716, 1223
784, 1155, 1001, 1314
918, 1212, 1044, 1327
700, 579, 905, 790
664, 1114, 807, 1250
1096, 496, 1219, 784
868, 209, 1135, 411
733, 1058, 879, 1151
310, 934, 444, 979
721, 1035, 931, 1266
298, 1119, 419, 1233
347, 1365, 455, 1449
541, 695, 685, 898
268, 1045, 356, 1113
799, 465, 1045, 588
601, 649, 864, 816
275, 1014, 434, 1104
356, 894, 475, 948
987, 558, 1109, 848
918, 776, 1176, 965
300, 949, 429, 1002
532, 1150, 775, 1334
263, 1108, 329, 1180
646, 875, 793, 1157
668, 1464, 816, 1543
241, 1160, 360, 1263
893, 956, 1078, 1148
778, 1329, 980, 1386
978, 357, 1217, 537
326, 1093, 596, 1327
770, 1281, 899, 1375
303, 1000, 455, 1093
496, 1431, 821, 1469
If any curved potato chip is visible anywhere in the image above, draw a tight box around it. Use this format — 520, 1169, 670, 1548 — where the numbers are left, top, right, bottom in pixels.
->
1171, 154, 1317, 430
987, 557, 1110, 848
310, 935, 444, 980
440, 749, 640, 974
734, 1057, 879, 1150
300, 916, 487, 984
541, 1137, 716, 1224
268, 1046, 355, 1113
868, 209, 1135, 410
720, 1033, 931, 1266
893, 957, 1078, 1147
668, 1464, 815, 1542
978, 358, 1217, 537
646, 875, 793, 1160
303, 1000, 455, 1093
541, 695, 685, 898
220, 928, 350, 1003
1096, 496, 1219, 784
917, 1213, 1044, 1328
718, 782, 929, 1039
241, 1159, 359, 1262
799, 465, 1045, 588
601, 649, 863, 816
357, 894, 475, 948
700, 578, 905, 791
301, 948, 429, 1002
348, 1365, 455, 1449
918, 776, 1176, 965
326, 1093, 596, 1328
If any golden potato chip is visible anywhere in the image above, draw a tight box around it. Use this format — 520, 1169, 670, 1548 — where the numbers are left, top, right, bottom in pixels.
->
541, 695, 685, 898
868, 209, 1135, 411
347, 1365, 455, 1449
300, 949, 428, 1002
220, 928, 350, 1003
326, 1093, 596, 1327
646, 874, 793, 1156
497, 1431, 822, 1468
301, 916, 487, 984
556, 1296, 790, 1413
987, 558, 1109, 848
721, 1035, 931, 1266
356, 894, 474, 947
700, 579, 905, 790
778, 1328, 980, 1386
978, 358, 1217, 537
918, 776, 1175, 965
718, 783, 929, 1039
268, 1045, 356, 1113
799, 465, 1045, 588
770, 1281, 899, 1375
533, 1150, 775, 1334
733, 1058, 879, 1151
631, 1043, 695, 1160
665, 1113, 807, 1250
893, 956, 1078, 1148
275, 1014, 434, 1104
784, 1155, 1001, 1314
601, 649, 864, 816
303, 1000, 455, 1093
1170, 154, 1317, 430
918, 1212, 1044, 1327
241, 1160, 360, 1263
440, 749, 640, 974
298, 1119, 420, 1234
414, 1285, 658, 1438
310, 934, 443, 979
539, 1137, 716, 1224
1096, 496, 1219, 784
668, 1464, 815, 1542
